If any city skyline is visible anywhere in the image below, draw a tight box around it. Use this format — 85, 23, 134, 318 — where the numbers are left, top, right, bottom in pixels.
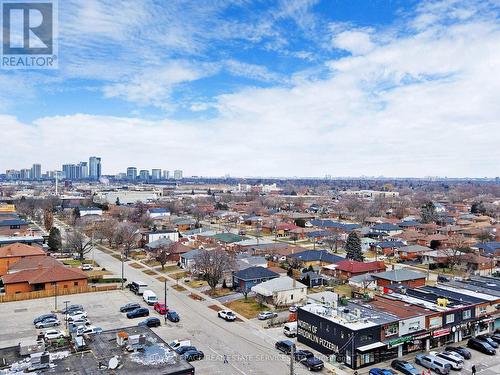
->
0, 1, 499, 177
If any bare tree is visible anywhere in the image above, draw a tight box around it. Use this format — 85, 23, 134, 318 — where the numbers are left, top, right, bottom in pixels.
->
65, 230, 93, 261
94, 218, 118, 247
154, 242, 175, 270
114, 222, 139, 257
194, 249, 236, 291
324, 232, 341, 253
442, 236, 471, 271
43, 209, 54, 231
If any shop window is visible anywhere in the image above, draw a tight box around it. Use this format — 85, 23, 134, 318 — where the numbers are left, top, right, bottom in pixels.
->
384, 324, 398, 337
360, 334, 373, 343
429, 317, 441, 328
462, 310, 471, 319
478, 306, 487, 315
445, 314, 454, 324
408, 321, 421, 332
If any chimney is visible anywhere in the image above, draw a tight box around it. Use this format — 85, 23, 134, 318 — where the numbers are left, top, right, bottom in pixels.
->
292, 277, 296, 288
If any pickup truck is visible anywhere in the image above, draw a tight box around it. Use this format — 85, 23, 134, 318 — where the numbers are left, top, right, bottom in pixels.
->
217, 310, 236, 321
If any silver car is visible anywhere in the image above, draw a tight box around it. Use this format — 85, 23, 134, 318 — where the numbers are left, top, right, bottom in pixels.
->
35, 318, 60, 329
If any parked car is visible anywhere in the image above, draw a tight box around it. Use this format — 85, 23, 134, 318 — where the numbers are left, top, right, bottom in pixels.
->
369, 369, 393, 375
477, 335, 499, 348
182, 349, 204, 362
175, 346, 198, 355
430, 351, 463, 370
44, 329, 65, 340
71, 318, 91, 326
127, 307, 150, 319
491, 333, 500, 344
153, 303, 168, 315
33, 313, 57, 325
294, 349, 313, 361
35, 318, 60, 329
445, 346, 471, 360
258, 311, 278, 320
391, 359, 419, 375
76, 326, 103, 336
120, 303, 141, 313
415, 354, 451, 375
66, 311, 87, 322
169, 339, 191, 350
467, 338, 496, 355
275, 340, 295, 355
166, 311, 180, 322
143, 290, 158, 305
289, 305, 298, 313
299, 356, 324, 371
61, 304, 84, 314
218, 310, 236, 321
283, 321, 298, 337
81, 264, 93, 271
138, 317, 161, 327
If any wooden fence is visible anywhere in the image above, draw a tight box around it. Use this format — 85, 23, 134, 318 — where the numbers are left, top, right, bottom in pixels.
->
0, 284, 117, 303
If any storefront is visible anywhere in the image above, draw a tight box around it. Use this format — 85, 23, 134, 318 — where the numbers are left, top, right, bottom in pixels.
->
430, 328, 453, 348
355, 342, 388, 368
406, 332, 430, 354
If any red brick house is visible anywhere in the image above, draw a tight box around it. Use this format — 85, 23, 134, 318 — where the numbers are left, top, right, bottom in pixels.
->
0, 243, 46, 276
326, 260, 387, 280
373, 269, 427, 289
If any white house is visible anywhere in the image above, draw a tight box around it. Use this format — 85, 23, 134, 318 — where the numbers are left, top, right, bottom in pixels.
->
143, 230, 179, 244
251, 276, 307, 307
148, 208, 171, 218
79, 207, 103, 216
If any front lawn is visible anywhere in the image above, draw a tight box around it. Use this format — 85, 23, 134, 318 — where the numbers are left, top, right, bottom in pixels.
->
185, 279, 208, 288
204, 288, 233, 298
224, 297, 268, 319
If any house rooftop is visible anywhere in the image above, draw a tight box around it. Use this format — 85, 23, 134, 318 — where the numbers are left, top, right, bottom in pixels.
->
288, 249, 344, 264
2, 262, 87, 285
234, 266, 278, 281
0, 243, 46, 258
252, 276, 306, 296
372, 269, 426, 282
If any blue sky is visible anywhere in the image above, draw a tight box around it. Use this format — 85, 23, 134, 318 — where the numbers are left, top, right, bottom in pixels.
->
1, 0, 499, 177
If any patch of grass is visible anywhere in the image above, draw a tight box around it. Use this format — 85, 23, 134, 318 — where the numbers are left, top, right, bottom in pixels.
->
204, 288, 233, 298
188, 293, 205, 301
171, 284, 187, 292
111, 254, 123, 261
170, 271, 189, 280
158, 265, 181, 273
224, 297, 267, 319
87, 270, 112, 278
99, 248, 114, 254
156, 276, 167, 282
129, 262, 145, 269
333, 284, 352, 298
144, 259, 160, 267
185, 279, 208, 288
142, 269, 157, 276
208, 304, 222, 312
61, 259, 81, 267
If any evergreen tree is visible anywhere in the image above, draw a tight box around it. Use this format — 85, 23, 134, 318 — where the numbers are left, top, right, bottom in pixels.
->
421, 201, 437, 223
345, 232, 363, 262
73, 207, 81, 219
47, 227, 62, 251
115, 197, 121, 206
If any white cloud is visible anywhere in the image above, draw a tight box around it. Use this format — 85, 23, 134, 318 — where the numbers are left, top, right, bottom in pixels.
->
331, 29, 375, 55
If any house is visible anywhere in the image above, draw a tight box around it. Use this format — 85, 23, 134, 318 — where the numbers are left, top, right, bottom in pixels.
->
172, 218, 197, 232
145, 239, 191, 262
2, 261, 88, 295
372, 269, 427, 288
300, 271, 325, 287
78, 207, 103, 216
142, 230, 179, 246
0, 243, 46, 276
180, 249, 202, 270
252, 276, 307, 306
371, 223, 402, 236
288, 250, 344, 267
371, 241, 405, 256
397, 245, 432, 260
232, 266, 279, 293
236, 254, 267, 271
0, 219, 29, 235
472, 241, 500, 256
148, 208, 170, 218
324, 260, 386, 281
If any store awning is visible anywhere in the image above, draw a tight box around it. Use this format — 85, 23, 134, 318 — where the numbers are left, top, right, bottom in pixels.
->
357, 342, 387, 352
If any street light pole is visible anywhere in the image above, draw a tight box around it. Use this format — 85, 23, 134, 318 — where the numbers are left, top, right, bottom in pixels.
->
53, 283, 57, 311
164, 279, 167, 323
290, 343, 294, 375
64, 300, 70, 330
121, 250, 125, 290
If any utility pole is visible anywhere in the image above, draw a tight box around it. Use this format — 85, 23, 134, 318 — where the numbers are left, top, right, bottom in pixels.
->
121, 250, 125, 290
290, 344, 294, 375
53, 283, 58, 311
164, 279, 168, 323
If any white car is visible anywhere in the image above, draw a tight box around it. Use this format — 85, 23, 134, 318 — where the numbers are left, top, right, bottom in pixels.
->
258, 311, 278, 320
81, 264, 93, 271
76, 325, 103, 336
66, 311, 87, 321
44, 329, 65, 340
71, 318, 91, 326
217, 310, 236, 321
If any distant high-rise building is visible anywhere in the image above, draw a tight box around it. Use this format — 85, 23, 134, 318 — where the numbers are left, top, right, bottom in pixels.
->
62, 164, 79, 180
139, 170, 150, 181
173, 170, 183, 180
151, 169, 162, 180
127, 167, 137, 181
31, 164, 41, 180
79, 162, 89, 179
20, 168, 31, 180
162, 170, 169, 179
89, 156, 101, 180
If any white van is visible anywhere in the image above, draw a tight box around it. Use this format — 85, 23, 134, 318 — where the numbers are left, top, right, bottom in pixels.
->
130, 281, 148, 295
283, 322, 298, 337
169, 339, 191, 349
142, 290, 158, 305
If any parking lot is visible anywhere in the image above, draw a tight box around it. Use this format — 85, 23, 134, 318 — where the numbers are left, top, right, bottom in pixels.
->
0, 289, 321, 375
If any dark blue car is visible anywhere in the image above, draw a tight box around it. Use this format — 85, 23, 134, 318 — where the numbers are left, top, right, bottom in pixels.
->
167, 311, 180, 322
126, 307, 149, 319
